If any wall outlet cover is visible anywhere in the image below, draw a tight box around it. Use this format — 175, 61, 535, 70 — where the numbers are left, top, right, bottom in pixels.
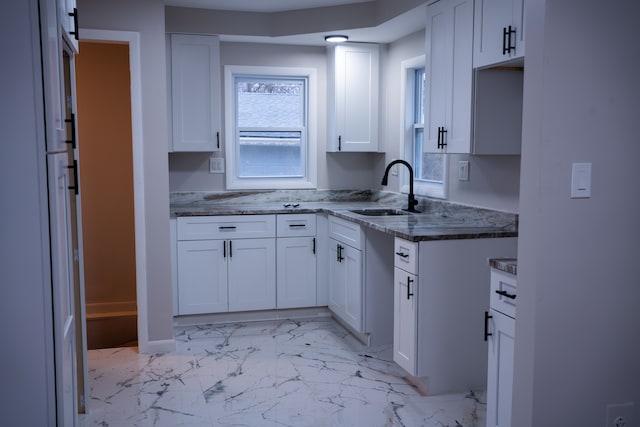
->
606, 402, 634, 427
210, 157, 224, 174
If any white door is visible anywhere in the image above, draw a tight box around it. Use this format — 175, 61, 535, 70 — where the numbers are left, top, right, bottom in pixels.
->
486, 309, 515, 427
277, 237, 317, 309
342, 244, 363, 332
393, 268, 418, 375
228, 238, 276, 311
177, 240, 228, 314
47, 152, 78, 426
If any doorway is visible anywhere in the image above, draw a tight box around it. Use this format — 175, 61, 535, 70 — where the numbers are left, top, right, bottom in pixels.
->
76, 41, 138, 349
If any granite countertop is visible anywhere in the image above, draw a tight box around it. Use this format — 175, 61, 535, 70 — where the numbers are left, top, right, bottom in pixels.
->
170, 190, 518, 242
489, 258, 518, 275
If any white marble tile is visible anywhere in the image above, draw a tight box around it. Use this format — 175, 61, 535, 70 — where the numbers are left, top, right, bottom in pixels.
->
79, 318, 486, 427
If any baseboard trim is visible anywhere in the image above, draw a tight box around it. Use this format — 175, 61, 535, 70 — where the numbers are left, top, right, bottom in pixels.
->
173, 306, 331, 328
139, 339, 176, 354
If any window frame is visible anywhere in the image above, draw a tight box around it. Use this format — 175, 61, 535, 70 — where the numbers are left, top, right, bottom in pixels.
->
224, 65, 317, 190
400, 56, 447, 199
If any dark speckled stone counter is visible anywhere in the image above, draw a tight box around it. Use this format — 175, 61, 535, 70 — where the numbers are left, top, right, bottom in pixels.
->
489, 258, 518, 275
170, 190, 518, 242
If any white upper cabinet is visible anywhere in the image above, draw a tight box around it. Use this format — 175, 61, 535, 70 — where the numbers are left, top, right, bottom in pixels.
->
327, 43, 380, 152
169, 34, 221, 152
424, 0, 474, 154
58, 0, 78, 53
473, 0, 525, 68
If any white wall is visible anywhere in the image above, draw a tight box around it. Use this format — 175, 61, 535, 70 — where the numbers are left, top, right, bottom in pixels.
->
0, 0, 56, 424
513, 0, 640, 425
78, 0, 174, 344
168, 41, 381, 192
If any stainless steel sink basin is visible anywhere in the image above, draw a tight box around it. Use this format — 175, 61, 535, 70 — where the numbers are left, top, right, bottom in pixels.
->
349, 208, 408, 216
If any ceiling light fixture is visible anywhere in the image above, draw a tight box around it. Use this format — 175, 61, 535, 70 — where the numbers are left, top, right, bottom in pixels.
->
324, 35, 349, 43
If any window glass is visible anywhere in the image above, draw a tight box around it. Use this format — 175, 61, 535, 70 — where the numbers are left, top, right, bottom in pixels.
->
225, 68, 316, 190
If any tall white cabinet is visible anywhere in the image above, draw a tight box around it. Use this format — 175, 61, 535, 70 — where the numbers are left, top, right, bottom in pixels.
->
327, 43, 380, 152
424, 0, 474, 154
169, 34, 222, 152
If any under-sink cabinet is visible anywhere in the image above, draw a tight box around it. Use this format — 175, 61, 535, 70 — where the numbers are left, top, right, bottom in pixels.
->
392, 236, 517, 395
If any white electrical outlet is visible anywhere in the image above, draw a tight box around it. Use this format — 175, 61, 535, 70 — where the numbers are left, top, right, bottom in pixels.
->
607, 402, 634, 427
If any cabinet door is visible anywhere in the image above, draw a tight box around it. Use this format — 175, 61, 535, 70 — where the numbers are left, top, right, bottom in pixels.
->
328, 239, 345, 315
473, 0, 525, 68
342, 244, 363, 331
393, 268, 418, 375
486, 309, 515, 427
58, 0, 79, 53
228, 238, 276, 311
170, 34, 221, 152
277, 237, 317, 308
328, 43, 379, 152
177, 240, 228, 314
424, 0, 474, 154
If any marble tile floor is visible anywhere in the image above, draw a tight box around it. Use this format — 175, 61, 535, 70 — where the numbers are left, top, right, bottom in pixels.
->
79, 318, 486, 427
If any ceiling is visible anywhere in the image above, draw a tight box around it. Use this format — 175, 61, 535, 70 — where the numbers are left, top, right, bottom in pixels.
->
164, 0, 375, 13
164, 0, 426, 45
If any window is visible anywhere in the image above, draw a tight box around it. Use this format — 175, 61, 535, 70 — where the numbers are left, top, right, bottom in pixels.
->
401, 59, 446, 198
225, 66, 317, 189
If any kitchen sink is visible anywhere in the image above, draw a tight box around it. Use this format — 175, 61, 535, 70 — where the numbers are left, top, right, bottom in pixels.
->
349, 208, 408, 216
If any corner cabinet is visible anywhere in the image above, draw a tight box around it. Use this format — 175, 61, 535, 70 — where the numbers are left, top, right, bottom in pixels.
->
424, 0, 474, 154
169, 34, 221, 152
473, 0, 525, 68
327, 43, 380, 152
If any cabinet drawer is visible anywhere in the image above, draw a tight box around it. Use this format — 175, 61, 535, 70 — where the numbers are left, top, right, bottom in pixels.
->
490, 269, 517, 318
277, 214, 317, 237
328, 215, 363, 249
394, 238, 418, 275
177, 215, 276, 240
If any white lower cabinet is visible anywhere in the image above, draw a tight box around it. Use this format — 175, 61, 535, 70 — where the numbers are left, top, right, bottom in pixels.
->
277, 236, 317, 308
486, 267, 517, 426
328, 238, 363, 332
177, 239, 228, 314
393, 267, 417, 374
228, 238, 276, 311
175, 215, 276, 315
486, 307, 515, 427
174, 214, 320, 316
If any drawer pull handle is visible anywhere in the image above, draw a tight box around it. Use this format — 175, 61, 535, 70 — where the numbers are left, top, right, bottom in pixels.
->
289, 224, 306, 228
395, 251, 409, 258
407, 276, 414, 300
484, 311, 493, 341
495, 289, 516, 300
219, 226, 237, 231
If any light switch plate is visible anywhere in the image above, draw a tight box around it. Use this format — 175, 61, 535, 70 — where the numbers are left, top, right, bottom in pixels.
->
458, 160, 470, 181
210, 157, 224, 174
571, 162, 591, 198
